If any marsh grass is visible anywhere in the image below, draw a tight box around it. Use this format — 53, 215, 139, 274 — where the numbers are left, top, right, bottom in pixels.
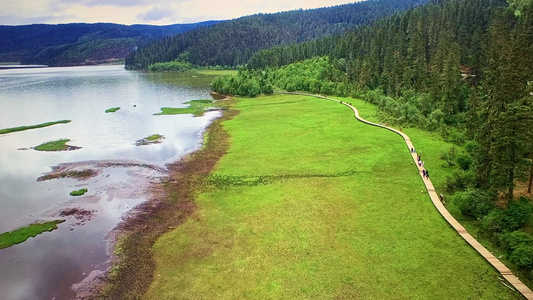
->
105, 107, 121, 113
135, 134, 165, 146
0, 120, 71, 135
34, 139, 80, 151
155, 100, 217, 117
0, 220, 65, 249
70, 188, 88, 196
146, 94, 521, 299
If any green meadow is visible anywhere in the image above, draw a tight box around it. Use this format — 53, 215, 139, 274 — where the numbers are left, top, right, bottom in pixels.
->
145, 94, 520, 299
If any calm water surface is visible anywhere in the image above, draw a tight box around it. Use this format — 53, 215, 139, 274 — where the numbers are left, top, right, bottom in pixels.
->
0, 66, 219, 299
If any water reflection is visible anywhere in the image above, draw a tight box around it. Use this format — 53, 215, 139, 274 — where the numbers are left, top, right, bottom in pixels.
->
0, 65, 218, 299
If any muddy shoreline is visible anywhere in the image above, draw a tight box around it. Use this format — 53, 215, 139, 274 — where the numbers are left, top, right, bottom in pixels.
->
80, 98, 235, 299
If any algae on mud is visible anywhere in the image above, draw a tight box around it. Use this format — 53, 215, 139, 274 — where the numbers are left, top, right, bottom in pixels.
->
0, 220, 65, 249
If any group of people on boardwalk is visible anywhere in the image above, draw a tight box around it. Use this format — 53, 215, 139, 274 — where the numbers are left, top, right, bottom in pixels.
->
411, 147, 429, 180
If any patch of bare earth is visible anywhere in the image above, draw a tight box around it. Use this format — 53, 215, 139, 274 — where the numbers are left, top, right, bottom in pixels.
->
514, 180, 533, 200
37, 169, 100, 182
58, 208, 97, 229
86, 99, 237, 300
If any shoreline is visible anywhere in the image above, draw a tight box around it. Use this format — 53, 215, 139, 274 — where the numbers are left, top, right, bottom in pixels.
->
22, 113, 223, 298
86, 97, 236, 299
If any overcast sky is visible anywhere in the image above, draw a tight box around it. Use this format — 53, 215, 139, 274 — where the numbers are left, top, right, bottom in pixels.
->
0, 0, 362, 26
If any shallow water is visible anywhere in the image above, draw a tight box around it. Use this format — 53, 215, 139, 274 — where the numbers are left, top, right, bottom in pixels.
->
0, 66, 219, 299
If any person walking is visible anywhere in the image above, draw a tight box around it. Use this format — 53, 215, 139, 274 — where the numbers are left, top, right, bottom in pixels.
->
426, 170, 429, 179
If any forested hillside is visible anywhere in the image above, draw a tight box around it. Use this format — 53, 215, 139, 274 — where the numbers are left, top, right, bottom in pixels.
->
214, 0, 533, 283
0, 21, 218, 66
125, 0, 429, 69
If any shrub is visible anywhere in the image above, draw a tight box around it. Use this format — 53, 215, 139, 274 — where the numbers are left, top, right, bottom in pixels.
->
463, 141, 480, 155
450, 189, 494, 219
444, 169, 477, 192
456, 153, 474, 170
503, 197, 532, 230
440, 146, 458, 166
509, 246, 533, 269
499, 231, 533, 252
481, 210, 506, 233
481, 197, 531, 233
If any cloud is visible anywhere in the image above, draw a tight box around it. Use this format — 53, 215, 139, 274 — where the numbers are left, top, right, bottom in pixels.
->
0, 14, 55, 25
0, 0, 362, 26
80, 0, 149, 8
137, 5, 174, 23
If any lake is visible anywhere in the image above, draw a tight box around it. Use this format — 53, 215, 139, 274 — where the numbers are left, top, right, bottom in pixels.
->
0, 65, 220, 299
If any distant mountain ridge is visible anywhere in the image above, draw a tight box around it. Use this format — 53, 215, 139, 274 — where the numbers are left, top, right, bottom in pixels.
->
126, 0, 430, 69
0, 21, 220, 66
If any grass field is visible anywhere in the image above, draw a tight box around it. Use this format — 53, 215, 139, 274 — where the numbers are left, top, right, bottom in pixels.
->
334, 96, 458, 192
0, 220, 65, 249
146, 94, 521, 299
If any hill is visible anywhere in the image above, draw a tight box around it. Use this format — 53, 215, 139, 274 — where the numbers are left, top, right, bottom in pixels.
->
125, 0, 429, 69
0, 21, 219, 66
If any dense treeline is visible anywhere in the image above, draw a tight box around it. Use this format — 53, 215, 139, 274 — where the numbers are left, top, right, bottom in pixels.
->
0, 21, 218, 66
213, 0, 533, 278
125, 0, 429, 69
212, 57, 345, 97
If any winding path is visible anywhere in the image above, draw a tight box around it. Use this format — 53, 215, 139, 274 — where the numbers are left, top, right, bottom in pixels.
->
287, 92, 533, 299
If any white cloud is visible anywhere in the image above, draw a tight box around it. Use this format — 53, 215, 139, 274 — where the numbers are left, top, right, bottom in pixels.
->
0, 0, 362, 26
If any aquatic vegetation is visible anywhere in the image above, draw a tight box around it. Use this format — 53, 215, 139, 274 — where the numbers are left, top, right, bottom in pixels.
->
34, 139, 81, 151
155, 100, 217, 117
135, 134, 164, 146
0, 220, 65, 249
70, 188, 88, 196
105, 107, 121, 113
0, 120, 71, 135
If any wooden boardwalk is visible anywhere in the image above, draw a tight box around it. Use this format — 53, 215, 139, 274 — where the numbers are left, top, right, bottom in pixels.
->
289, 92, 533, 299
